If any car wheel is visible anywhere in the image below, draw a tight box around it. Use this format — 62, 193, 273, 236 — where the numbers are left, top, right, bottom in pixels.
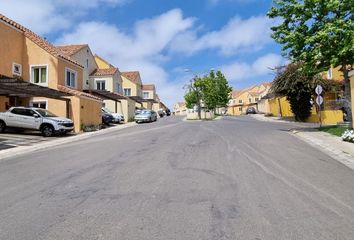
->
0, 121, 6, 133
41, 125, 54, 137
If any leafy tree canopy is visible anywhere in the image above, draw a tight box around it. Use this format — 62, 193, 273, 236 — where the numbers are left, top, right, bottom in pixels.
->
268, 0, 354, 74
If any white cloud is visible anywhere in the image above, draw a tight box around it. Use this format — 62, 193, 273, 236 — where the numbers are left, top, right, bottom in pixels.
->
169, 15, 276, 56
0, 0, 128, 34
56, 9, 194, 108
220, 54, 284, 83
1, 1, 279, 107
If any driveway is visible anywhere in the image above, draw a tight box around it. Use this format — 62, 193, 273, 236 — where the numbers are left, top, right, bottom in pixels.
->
0, 116, 353, 240
0, 131, 70, 151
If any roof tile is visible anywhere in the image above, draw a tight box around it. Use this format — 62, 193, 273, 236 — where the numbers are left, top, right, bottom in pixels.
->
0, 14, 83, 68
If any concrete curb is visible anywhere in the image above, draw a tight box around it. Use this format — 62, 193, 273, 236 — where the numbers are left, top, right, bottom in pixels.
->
291, 130, 354, 170
0, 122, 137, 161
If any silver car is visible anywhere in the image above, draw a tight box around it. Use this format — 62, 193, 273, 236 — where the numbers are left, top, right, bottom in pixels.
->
135, 110, 158, 123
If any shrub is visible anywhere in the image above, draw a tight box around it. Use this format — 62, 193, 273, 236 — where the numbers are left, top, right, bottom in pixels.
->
82, 124, 99, 132
341, 129, 354, 143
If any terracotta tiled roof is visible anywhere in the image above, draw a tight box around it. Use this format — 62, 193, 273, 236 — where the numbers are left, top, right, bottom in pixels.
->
177, 102, 186, 107
90, 68, 118, 76
248, 92, 261, 97
231, 90, 242, 98
56, 44, 88, 56
142, 84, 155, 91
57, 85, 102, 101
121, 71, 141, 84
0, 14, 83, 68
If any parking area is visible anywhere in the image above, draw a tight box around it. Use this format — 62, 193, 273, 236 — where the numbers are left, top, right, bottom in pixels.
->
0, 131, 74, 151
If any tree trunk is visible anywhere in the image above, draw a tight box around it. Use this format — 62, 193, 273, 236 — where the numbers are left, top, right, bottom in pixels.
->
197, 102, 201, 120
342, 66, 352, 127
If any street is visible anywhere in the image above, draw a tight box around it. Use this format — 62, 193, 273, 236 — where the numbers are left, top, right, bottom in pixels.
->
0, 116, 354, 240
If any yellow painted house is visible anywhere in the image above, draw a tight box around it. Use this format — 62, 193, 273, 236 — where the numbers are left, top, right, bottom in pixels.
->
121, 71, 146, 108
261, 67, 348, 125
0, 14, 102, 132
227, 83, 271, 115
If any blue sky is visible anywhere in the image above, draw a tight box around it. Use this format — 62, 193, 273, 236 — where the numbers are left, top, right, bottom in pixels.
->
1, 0, 284, 108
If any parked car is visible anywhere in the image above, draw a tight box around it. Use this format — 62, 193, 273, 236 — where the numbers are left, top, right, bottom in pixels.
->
165, 109, 171, 116
135, 109, 143, 115
0, 107, 74, 137
101, 110, 114, 125
135, 110, 158, 123
158, 109, 165, 118
246, 107, 257, 114
101, 107, 124, 123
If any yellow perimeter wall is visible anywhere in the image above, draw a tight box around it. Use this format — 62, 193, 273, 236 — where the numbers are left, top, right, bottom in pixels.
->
267, 97, 343, 124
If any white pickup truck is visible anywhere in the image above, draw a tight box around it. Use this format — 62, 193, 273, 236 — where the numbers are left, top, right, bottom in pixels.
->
0, 107, 74, 137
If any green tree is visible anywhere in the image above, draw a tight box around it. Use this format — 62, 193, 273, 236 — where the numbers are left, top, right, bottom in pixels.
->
184, 70, 232, 119
268, 0, 354, 122
184, 76, 203, 119
197, 71, 232, 113
214, 71, 233, 110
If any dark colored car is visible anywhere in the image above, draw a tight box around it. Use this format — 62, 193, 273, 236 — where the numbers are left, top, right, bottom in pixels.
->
102, 112, 114, 125
246, 107, 257, 114
165, 109, 171, 116
158, 110, 165, 118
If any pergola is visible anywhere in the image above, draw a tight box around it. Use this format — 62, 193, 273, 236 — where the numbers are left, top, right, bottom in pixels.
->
0, 75, 73, 117
129, 96, 158, 104
84, 90, 127, 113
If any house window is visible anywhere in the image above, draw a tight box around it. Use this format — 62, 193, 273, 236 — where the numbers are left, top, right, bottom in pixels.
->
143, 92, 149, 99
124, 88, 131, 96
65, 68, 77, 88
96, 80, 106, 90
255, 98, 259, 102
239, 100, 242, 104
32, 101, 47, 109
327, 68, 333, 80
239, 107, 242, 111
116, 83, 121, 93
249, 98, 252, 103
31, 65, 48, 85
86, 59, 89, 68
12, 63, 22, 76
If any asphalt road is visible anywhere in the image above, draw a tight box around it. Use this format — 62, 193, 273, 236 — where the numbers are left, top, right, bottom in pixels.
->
0, 116, 354, 240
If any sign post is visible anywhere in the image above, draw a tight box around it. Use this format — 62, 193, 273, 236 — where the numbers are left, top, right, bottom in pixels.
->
315, 85, 323, 127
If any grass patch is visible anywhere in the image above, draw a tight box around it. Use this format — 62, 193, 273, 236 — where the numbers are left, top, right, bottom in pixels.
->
318, 126, 348, 137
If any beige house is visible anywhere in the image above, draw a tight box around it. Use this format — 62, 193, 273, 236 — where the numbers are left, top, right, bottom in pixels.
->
141, 84, 159, 110
56, 44, 98, 90
173, 102, 187, 115
0, 14, 102, 132
90, 56, 136, 122
227, 83, 271, 115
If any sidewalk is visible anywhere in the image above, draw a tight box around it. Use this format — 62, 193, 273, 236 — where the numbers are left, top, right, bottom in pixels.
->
249, 114, 320, 128
251, 114, 354, 170
0, 122, 137, 161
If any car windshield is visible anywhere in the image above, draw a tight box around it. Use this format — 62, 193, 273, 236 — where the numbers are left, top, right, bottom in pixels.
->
141, 110, 151, 115
36, 109, 57, 117
102, 108, 112, 113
